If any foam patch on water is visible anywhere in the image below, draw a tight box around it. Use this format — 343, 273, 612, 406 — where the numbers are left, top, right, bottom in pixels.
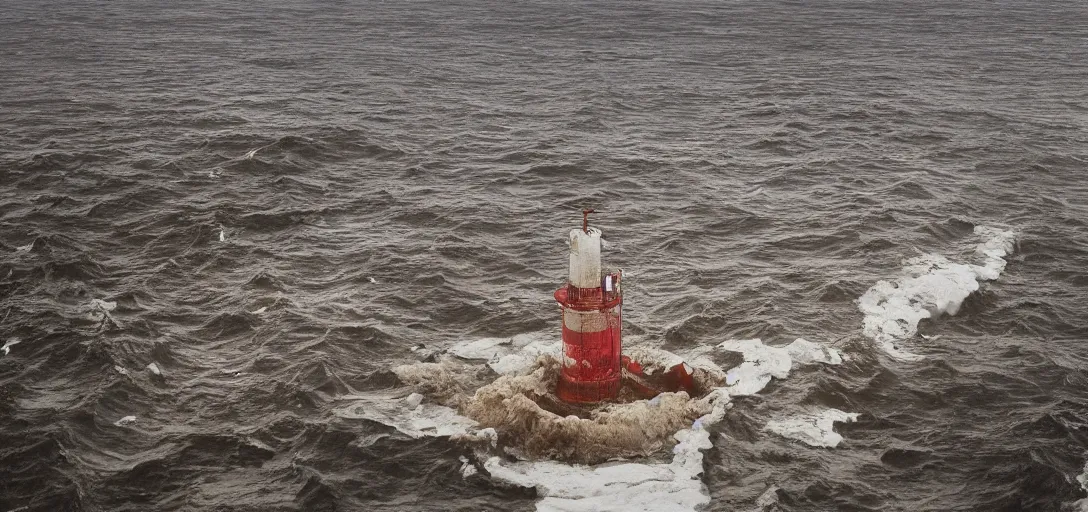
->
1, 338, 22, 356
448, 333, 560, 375
764, 408, 859, 448
85, 298, 119, 327
333, 393, 477, 438
716, 337, 840, 396
483, 394, 730, 512
718, 339, 792, 396
972, 226, 1017, 279
623, 345, 686, 371
785, 337, 843, 365
459, 455, 478, 478
88, 298, 116, 312
1072, 460, 1088, 511
858, 226, 1016, 360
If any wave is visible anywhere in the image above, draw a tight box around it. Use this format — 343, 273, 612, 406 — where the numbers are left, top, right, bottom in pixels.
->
858, 226, 1016, 360
763, 408, 859, 448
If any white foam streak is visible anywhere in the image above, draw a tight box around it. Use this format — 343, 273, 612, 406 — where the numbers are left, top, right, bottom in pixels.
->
1079, 460, 1088, 493
459, 456, 478, 478
719, 339, 791, 396
1073, 460, 1088, 511
858, 226, 1016, 360
1, 338, 22, 356
89, 299, 117, 311
717, 338, 841, 396
448, 333, 559, 375
85, 298, 120, 326
764, 409, 859, 448
333, 394, 476, 438
785, 337, 844, 365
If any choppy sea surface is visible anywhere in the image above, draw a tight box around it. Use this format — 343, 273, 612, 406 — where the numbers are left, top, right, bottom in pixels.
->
3, 0, 1088, 510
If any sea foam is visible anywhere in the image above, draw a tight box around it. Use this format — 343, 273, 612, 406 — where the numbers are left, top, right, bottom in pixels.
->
333, 393, 477, 439
858, 226, 1016, 360
1, 338, 22, 356
448, 333, 560, 375
719, 337, 844, 396
764, 408, 860, 448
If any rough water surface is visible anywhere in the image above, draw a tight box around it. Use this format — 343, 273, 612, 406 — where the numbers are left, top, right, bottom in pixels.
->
2, 0, 1088, 510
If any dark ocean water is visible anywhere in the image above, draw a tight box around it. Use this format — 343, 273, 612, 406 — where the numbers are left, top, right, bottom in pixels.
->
3, 0, 1088, 510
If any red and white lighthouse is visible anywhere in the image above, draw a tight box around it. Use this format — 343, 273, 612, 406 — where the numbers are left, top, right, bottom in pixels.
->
555, 210, 624, 404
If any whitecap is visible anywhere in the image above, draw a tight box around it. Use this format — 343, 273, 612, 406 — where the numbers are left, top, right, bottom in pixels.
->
699, 337, 846, 413
1075, 460, 1088, 511
459, 456, 478, 478
85, 299, 119, 326
333, 394, 476, 439
1076, 458, 1088, 493
764, 408, 859, 448
89, 299, 117, 311
448, 336, 515, 361
448, 333, 560, 375
1, 338, 22, 356
147, 362, 162, 376
858, 226, 1016, 360
717, 339, 791, 396
753, 485, 781, 510
785, 337, 843, 365
114, 415, 137, 427
488, 343, 559, 375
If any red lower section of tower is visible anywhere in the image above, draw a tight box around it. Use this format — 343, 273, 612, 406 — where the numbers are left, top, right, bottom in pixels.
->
554, 284, 623, 404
